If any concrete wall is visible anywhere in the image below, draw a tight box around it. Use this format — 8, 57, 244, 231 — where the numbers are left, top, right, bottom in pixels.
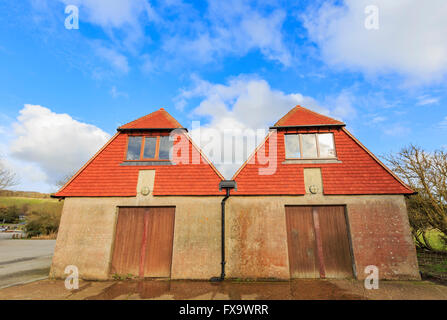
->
225, 194, 420, 280
51, 170, 419, 280
50, 195, 222, 280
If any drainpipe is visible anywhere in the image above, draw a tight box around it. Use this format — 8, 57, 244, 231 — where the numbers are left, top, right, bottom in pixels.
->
211, 180, 236, 282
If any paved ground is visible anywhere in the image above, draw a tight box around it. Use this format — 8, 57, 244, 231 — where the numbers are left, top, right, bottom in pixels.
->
0, 278, 446, 300
0, 240, 56, 289
0, 239, 445, 300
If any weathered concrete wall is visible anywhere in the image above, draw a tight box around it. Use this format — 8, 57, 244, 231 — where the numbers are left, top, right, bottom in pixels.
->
225, 194, 420, 280
50, 195, 222, 280
51, 171, 419, 281
347, 196, 420, 280
225, 198, 290, 279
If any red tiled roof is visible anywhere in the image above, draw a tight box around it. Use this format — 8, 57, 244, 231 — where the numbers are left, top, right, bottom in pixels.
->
55, 110, 224, 197
274, 105, 344, 127
119, 108, 183, 129
234, 109, 413, 195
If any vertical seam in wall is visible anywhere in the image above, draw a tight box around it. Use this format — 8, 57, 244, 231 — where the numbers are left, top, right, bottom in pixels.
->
139, 211, 150, 277
283, 205, 292, 279
344, 205, 358, 279
312, 207, 326, 279
169, 206, 177, 279
168, 207, 176, 278
107, 206, 120, 279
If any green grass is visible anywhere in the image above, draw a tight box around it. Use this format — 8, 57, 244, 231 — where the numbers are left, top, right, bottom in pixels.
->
429, 261, 447, 274
0, 196, 58, 206
415, 229, 447, 252
0, 196, 63, 215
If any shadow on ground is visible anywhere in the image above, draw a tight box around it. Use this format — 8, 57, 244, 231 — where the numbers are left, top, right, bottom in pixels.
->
1, 278, 446, 300
85, 279, 363, 300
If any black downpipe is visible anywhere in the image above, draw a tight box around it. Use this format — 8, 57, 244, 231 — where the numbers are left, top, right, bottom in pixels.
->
219, 188, 230, 280
211, 180, 236, 282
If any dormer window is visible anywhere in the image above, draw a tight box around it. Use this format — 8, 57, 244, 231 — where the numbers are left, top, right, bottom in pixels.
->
126, 135, 173, 161
285, 133, 336, 159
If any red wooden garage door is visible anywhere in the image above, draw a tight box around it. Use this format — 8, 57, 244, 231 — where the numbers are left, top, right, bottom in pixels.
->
111, 207, 175, 278
285, 205, 353, 279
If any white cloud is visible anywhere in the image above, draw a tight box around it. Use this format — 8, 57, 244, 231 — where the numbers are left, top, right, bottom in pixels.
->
59, 0, 157, 49
302, 0, 447, 82
110, 86, 128, 98
178, 75, 351, 178
48, 1, 292, 71
371, 116, 386, 123
181, 75, 329, 129
95, 46, 130, 73
324, 90, 357, 120
416, 95, 440, 106
60, 0, 155, 29
9, 105, 111, 184
162, 1, 292, 66
383, 124, 411, 136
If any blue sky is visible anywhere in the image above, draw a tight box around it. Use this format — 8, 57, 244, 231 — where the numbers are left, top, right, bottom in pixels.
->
0, 0, 446, 192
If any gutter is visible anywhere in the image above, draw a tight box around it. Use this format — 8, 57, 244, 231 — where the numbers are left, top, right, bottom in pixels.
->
269, 124, 345, 130
117, 127, 188, 132
211, 180, 237, 282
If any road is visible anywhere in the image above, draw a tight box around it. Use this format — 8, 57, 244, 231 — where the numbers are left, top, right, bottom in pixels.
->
0, 240, 56, 289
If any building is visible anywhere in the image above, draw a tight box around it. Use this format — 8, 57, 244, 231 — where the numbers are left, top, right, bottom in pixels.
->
51, 108, 226, 280
51, 106, 420, 280
227, 106, 419, 280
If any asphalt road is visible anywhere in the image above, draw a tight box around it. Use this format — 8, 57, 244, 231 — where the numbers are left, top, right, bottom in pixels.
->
0, 239, 56, 289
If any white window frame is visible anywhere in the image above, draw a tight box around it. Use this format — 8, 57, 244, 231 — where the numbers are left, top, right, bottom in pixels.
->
284, 133, 337, 160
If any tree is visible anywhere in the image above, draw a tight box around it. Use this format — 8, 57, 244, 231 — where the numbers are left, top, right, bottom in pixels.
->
0, 205, 20, 224
55, 172, 75, 190
384, 145, 447, 249
0, 160, 19, 190
25, 210, 60, 237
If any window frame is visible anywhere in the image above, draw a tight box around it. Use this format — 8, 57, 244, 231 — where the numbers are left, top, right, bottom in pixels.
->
284, 132, 337, 160
125, 134, 172, 162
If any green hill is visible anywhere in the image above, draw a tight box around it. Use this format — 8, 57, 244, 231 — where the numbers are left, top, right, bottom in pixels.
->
0, 196, 63, 216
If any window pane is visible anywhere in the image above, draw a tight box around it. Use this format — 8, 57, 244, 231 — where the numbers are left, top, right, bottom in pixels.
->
284, 134, 300, 158
318, 133, 336, 158
158, 136, 172, 160
301, 134, 318, 158
126, 136, 142, 160
143, 137, 157, 159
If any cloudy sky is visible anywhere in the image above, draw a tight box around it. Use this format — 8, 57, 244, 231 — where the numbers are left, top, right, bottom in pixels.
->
0, 0, 446, 192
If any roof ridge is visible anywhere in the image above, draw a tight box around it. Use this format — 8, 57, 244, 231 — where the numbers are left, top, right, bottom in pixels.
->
274, 105, 300, 126
119, 108, 182, 129
274, 105, 344, 127
297, 105, 344, 124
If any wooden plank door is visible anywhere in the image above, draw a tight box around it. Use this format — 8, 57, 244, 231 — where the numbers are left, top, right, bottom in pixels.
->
285, 205, 353, 279
111, 207, 175, 278
318, 206, 353, 278
111, 207, 145, 276
285, 206, 320, 278
143, 207, 175, 278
